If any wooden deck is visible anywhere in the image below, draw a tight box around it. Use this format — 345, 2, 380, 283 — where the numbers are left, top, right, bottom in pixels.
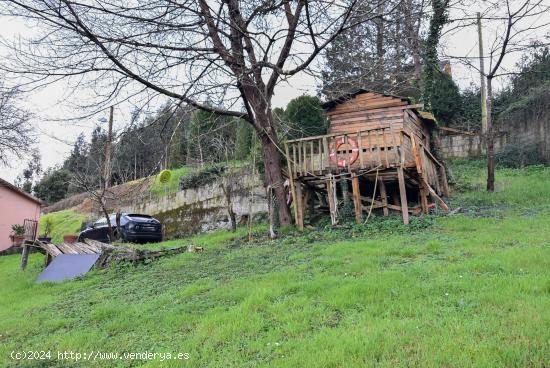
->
283, 126, 449, 228
19, 238, 194, 271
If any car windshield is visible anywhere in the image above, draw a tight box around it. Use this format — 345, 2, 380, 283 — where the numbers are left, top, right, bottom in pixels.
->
94, 218, 107, 226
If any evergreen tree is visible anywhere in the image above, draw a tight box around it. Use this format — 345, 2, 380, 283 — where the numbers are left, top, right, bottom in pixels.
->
430, 71, 463, 125
281, 96, 328, 140
321, 0, 428, 99
34, 168, 71, 203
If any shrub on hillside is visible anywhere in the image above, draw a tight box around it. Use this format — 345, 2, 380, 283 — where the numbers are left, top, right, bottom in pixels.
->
496, 142, 544, 168
179, 165, 226, 190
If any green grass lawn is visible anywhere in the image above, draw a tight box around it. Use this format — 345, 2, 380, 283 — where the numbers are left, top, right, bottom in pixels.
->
1, 161, 549, 367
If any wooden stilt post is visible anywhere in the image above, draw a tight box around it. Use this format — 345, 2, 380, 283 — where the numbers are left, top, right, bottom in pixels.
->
397, 167, 410, 224
44, 253, 52, 267
378, 179, 389, 217
295, 181, 304, 231
438, 165, 450, 197
306, 188, 315, 222
284, 143, 300, 229
326, 174, 338, 226
20, 243, 29, 271
351, 173, 362, 223
419, 185, 429, 214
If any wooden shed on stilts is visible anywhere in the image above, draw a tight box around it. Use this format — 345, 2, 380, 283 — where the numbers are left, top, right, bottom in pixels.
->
283, 89, 450, 229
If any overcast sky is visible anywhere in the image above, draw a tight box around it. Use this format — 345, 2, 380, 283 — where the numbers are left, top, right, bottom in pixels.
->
1, 1, 549, 183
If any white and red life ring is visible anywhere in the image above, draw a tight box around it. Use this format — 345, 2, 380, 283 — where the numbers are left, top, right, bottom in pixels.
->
329, 136, 360, 167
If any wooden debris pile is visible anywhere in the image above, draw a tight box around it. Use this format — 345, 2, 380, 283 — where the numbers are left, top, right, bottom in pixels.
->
20, 238, 194, 271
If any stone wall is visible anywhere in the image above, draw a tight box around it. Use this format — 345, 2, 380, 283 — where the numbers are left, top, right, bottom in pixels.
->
438, 89, 550, 162
120, 172, 268, 239
438, 131, 507, 159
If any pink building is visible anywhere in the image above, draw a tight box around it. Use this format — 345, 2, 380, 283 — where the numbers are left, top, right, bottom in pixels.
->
0, 178, 43, 251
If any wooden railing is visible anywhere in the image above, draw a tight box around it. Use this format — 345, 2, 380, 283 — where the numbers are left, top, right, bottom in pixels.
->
402, 130, 449, 196
284, 127, 402, 176
284, 126, 449, 196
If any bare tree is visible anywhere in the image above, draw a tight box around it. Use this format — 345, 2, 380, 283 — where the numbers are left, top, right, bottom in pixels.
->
1, 0, 395, 225
0, 85, 34, 166
443, 0, 550, 191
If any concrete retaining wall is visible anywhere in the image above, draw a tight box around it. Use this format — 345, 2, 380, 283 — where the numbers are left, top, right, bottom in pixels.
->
120, 172, 268, 238
438, 132, 507, 159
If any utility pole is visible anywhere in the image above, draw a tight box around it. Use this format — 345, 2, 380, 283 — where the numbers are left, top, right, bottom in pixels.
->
477, 12, 488, 134
103, 106, 114, 190
100, 106, 115, 241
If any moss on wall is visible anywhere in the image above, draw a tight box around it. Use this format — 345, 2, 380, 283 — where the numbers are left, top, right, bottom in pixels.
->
154, 202, 226, 239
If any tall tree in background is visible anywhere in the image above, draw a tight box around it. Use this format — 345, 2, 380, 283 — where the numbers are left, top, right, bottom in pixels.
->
322, 0, 428, 98
0, 85, 34, 166
34, 168, 71, 203
279, 96, 328, 140
2, 0, 396, 226
422, 0, 449, 111
15, 151, 42, 193
444, 0, 550, 191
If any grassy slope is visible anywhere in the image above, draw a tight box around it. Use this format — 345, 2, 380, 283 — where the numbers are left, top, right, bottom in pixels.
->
1, 161, 549, 367
149, 161, 248, 197
39, 210, 87, 244
149, 166, 192, 197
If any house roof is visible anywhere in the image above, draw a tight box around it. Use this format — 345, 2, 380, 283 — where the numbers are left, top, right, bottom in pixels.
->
0, 177, 44, 206
321, 88, 412, 110
322, 89, 437, 126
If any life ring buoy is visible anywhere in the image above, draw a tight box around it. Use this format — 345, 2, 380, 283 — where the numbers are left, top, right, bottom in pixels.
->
329, 136, 360, 167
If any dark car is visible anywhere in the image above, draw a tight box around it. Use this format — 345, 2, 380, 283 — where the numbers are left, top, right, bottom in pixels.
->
78, 213, 163, 244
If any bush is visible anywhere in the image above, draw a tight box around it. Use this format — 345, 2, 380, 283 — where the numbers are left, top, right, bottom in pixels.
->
496, 142, 544, 168
179, 164, 226, 190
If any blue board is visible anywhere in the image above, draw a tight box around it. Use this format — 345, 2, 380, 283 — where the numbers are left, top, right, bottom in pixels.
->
37, 254, 100, 283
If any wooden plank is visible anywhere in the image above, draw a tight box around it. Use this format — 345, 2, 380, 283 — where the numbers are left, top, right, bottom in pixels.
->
295, 181, 304, 231
293, 144, 298, 176
425, 181, 450, 212
439, 164, 450, 196
309, 141, 314, 172
44, 253, 52, 267
285, 143, 300, 227
389, 121, 398, 165
397, 167, 410, 225
329, 116, 404, 126
360, 195, 404, 212
333, 136, 339, 170
376, 130, 382, 166
20, 244, 29, 271
378, 179, 389, 216
301, 142, 307, 175
326, 103, 424, 119
318, 140, 323, 172
329, 121, 404, 134
41, 242, 63, 256
329, 99, 407, 113
351, 174, 362, 223
323, 136, 330, 170
329, 115, 404, 126
358, 131, 364, 168
382, 128, 389, 167
345, 134, 351, 171
326, 175, 338, 225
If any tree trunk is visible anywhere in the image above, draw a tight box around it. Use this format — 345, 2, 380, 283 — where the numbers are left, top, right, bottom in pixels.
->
222, 182, 237, 232
486, 77, 495, 192
256, 127, 291, 226
101, 199, 114, 242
